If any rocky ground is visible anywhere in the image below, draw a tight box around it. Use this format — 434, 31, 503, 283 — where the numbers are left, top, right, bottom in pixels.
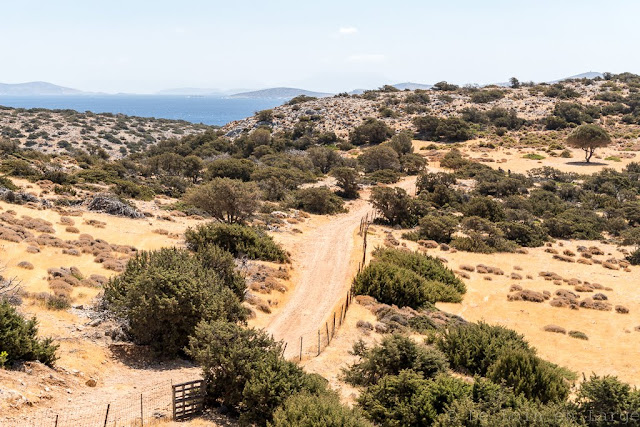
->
0, 107, 209, 158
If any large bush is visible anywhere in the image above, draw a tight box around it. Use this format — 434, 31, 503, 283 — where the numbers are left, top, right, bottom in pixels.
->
290, 187, 345, 214
370, 187, 424, 227
412, 214, 459, 243
184, 177, 260, 223
358, 145, 401, 173
353, 251, 464, 308
358, 370, 471, 426
0, 300, 58, 367
487, 349, 570, 403
185, 222, 289, 262
271, 392, 372, 427
575, 374, 640, 426
343, 335, 448, 386
104, 248, 247, 356
434, 321, 532, 376
349, 118, 394, 145
188, 321, 328, 425
373, 248, 465, 294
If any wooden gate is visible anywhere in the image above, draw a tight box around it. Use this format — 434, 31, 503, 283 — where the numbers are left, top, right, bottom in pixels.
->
172, 379, 206, 421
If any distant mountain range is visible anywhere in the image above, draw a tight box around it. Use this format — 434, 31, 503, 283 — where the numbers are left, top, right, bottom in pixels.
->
0, 81, 85, 96
0, 72, 607, 97
229, 87, 333, 99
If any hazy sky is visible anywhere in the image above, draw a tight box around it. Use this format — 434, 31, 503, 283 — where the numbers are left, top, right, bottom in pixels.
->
1, 0, 638, 94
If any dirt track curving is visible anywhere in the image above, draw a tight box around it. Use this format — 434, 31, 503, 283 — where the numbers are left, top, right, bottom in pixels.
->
265, 177, 416, 359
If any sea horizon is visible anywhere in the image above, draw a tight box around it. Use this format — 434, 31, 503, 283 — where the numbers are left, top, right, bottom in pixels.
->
0, 94, 285, 126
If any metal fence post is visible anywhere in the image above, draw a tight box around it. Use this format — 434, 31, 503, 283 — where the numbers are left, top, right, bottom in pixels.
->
318, 330, 321, 356
299, 336, 303, 361
140, 393, 144, 426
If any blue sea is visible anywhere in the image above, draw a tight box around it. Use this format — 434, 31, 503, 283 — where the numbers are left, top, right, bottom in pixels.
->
0, 95, 286, 126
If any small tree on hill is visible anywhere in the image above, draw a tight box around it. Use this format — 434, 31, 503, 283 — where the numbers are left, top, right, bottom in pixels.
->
349, 118, 394, 146
185, 178, 260, 223
330, 167, 359, 199
566, 124, 611, 163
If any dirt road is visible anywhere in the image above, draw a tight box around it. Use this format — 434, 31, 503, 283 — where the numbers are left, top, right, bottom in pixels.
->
265, 177, 416, 359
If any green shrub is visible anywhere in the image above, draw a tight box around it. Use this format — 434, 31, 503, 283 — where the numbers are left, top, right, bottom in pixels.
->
373, 248, 465, 294
188, 321, 327, 425
412, 214, 459, 243
498, 221, 547, 247
545, 208, 604, 240
523, 153, 546, 160
344, 335, 448, 386
104, 247, 247, 356
434, 321, 532, 377
0, 176, 17, 190
470, 89, 504, 104
271, 392, 373, 427
290, 187, 345, 214
112, 179, 155, 201
207, 157, 255, 181
440, 149, 470, 170
365, 169, 402, 184
487, 349, 571, 403
359, 145, 401, 172
349, 118, 394, 145
0, 300, 58, 367
568, 330, 588, 340
185, 222, 289, 262
626, 248, 640, 265
370, 187, 421, 227
575, 374, 640, 426
358, 370, 471, 426
353, 261, 462, 308
184, 177, 260, 223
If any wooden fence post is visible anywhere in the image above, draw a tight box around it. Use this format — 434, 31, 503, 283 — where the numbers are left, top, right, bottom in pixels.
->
325, 322, 330, 345
332, 312, 336, 338
103, 403, 110, 427
140, 393, 144, 426
54, 415, 58, 427
318, 330, 321, 356
299, 336, 303, 361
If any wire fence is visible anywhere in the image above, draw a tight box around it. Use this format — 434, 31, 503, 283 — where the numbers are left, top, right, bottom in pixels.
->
16, 377, 202, 427
292, 211, 376, 361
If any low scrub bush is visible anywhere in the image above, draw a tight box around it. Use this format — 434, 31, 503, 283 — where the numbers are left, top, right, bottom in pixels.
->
343, 335, 448, 386
358, 370, 471, 426
0, 300, 58, 367
289, 187, 345, 214
353, 261, 462, 308
373, 248, 465, 294
434, 321, 532, 376
185, 222, 289, 262
487, 349, 571, 403
188, 320, 328, 425
104, 247, 247, 356
272, 392, 372, 427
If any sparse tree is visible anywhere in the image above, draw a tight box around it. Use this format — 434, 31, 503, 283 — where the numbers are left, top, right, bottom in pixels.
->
330, 167, 359, 199
358, 145, 401, 173
185, 178, 260, 223
388, 131, 414, 155
566, 124, 611, 163
510, 77, 520, 88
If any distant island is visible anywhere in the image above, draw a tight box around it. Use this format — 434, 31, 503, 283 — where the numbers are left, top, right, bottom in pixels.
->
229, 87, 334, 99
0, 81, 86, 96
0, 73, 605, 97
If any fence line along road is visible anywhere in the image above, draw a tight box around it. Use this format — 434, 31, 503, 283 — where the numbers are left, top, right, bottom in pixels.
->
291, 210, 376, 361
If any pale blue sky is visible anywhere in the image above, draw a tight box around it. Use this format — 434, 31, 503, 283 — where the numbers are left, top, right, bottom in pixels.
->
1, 0, 638, 93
